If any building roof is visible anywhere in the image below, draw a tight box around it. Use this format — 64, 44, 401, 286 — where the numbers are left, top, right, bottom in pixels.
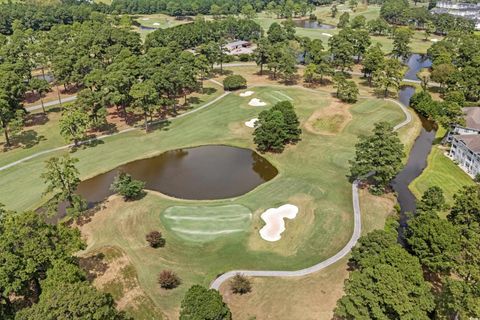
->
463, 107, 480, 130
225, 40, 249, 49
454, 134, 480, 153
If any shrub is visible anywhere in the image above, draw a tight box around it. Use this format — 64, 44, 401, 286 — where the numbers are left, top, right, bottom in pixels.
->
146, 231, 165, 248
230, 273, 252, 295
223, 74, 247, 91
238, 53, 252, 62
158, 270, 181, 289
110, 172, 145, 200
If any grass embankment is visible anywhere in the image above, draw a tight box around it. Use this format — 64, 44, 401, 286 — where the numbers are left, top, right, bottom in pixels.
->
72, 85, 416, 318
410, 127, 476, 205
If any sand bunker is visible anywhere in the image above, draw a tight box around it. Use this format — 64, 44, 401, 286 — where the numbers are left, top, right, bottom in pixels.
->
240, 91, 255, 97
153, 22, 160, 26
430, 38, 439, 42
249, 98, 267, 107
141, 18, 150, 21
259, 204, 299, 242
245, 118, 259, 128
322, 33, 333, 37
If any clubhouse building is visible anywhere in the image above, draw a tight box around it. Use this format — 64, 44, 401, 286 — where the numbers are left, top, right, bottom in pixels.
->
448, 107, 480, 177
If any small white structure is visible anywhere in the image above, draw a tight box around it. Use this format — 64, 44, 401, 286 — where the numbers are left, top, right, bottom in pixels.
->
445, 107, 480, 142
153, 22, 160, 26
248, 98, 267, 107
259, 204, 299, 242
244, 118, 258, 128
322, 33, 333, 37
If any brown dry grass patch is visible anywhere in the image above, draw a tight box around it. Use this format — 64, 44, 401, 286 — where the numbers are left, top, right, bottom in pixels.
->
305, 100, 353, 136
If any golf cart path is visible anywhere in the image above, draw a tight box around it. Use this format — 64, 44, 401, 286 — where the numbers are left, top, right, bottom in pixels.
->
209, 98, 411, 290
0, 87, 230, 172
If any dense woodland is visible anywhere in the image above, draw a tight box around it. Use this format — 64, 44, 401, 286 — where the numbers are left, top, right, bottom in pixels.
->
0, 0, 480, 318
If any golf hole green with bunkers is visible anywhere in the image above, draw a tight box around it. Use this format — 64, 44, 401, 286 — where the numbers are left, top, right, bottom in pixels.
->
0, 85, 418, 319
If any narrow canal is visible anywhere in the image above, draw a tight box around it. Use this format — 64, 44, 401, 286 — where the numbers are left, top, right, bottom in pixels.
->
391, 54, 436, 232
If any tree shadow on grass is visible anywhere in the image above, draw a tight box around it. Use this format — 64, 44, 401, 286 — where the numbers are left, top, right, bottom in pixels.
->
202, 87, 218, 95
25, 113, 49, 126
78, 253, 108, 282
148, 120, 171, 133
1, 130, 46, 151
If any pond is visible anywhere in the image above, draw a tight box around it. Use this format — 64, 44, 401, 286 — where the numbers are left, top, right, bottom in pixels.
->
75, 145, 278, 203
292, 19, 336, 29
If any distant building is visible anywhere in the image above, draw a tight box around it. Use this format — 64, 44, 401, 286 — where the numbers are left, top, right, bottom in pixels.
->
224, 40, 253, 55
447, 107, 480, 177
431, 1, 480, 30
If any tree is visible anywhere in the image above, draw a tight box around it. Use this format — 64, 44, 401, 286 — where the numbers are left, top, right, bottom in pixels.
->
392, 27, 414, 59
230, 273, 252, 295
362, 44, 385, 84
351, 15, 366, 29
146, 231, 165, 248
28, 78, 50, 114
158, 270, 181, 289
241, 4, 256, 19
424, 21, 435, 41
349, 122, 404, 189
437, 278, 480, 320
406, 211, 461, 274
59, 106, 90, 146
271, 100, 301, 142
329, 35, 354, 72
335, 244, 435, 319
349, 0, 358, 12
430, 63, 456, 90
337, 12, 350, 28
253, 38, 271, 75
223, 75, 247, 91
277, 45, 297, 82
334, 75, 359, 103
253, 110, 288, 152
372, 58, 403, 97
448, 186, 480, 228
417, 186, 446, 213
349, 229, 398, 268
41, 155, 85, 213
0, 211, 84, 312
0, 68, 26, 147
330, 4, 338, 18
16, 281, 125, 320
304, 39, 325, 65
110, 172, 145, 201
129, 80, 158, 132
180, 285, 231, 320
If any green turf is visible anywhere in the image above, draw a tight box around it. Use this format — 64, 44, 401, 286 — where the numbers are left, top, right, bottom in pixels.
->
409, 146, 476, 205
0, 82, 222, 169
162, 204, 252, 242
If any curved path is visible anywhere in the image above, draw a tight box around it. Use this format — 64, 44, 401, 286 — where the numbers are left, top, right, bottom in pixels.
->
209, 97, 412, 290
0, 89, 230, 172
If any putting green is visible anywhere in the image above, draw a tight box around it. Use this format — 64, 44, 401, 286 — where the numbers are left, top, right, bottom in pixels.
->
162, 205, 252, 242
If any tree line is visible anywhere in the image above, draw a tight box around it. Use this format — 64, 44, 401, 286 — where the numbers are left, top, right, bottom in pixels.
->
335, 183, 480, 319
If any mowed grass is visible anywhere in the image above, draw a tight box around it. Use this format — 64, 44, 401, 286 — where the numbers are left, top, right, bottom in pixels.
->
220, 188, 398, 320
314, 114, 348, 134
162, 204, 252, 242
410, 146, 476, 205
69, 86, 415, 318
0, 81, 222, 170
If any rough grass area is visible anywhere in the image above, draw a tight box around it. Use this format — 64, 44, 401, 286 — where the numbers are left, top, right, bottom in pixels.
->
162, 204, 252, 242
305, 101, 352, 135
80, 246, 164, 320
410, 146, 475, 205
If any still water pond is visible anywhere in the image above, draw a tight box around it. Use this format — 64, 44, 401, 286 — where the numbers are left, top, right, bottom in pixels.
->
76, 145, 278, 202
292, 19, 336, 29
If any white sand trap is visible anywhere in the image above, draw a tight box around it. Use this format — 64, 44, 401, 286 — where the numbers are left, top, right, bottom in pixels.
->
430, 38, 439, 42
259, 204, 299, 242
153, 22, 160, 26
249, 98, 267, 107
141, 18, 150, 21
245, 118, 258, 128
240, 91, 255, 97
322, 33, 333, 37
